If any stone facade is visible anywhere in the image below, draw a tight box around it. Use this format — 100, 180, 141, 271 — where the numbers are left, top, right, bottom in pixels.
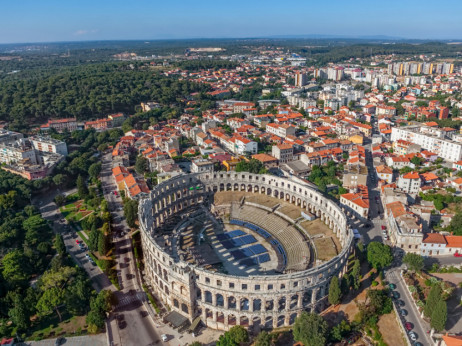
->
139, 172, 354, 331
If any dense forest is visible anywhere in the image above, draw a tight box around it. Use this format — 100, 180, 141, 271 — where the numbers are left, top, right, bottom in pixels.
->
0, 62, 210, 128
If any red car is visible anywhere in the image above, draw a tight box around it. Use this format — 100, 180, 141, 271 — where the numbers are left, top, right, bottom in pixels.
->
454, 252, 462, 257
381, 225, 386, 230
76, 239, 80, 244
404, 322, 413, 331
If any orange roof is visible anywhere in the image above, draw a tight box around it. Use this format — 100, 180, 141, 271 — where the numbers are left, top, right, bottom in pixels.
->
386, 201, 407, 218
124, 174, 137, 188
376, 165, 393, 174
252, 153, 277, 163
442, 334, 462, 346
402, 172, 420, 179
445, 236, 462, 248
422, 233, 446, 244
420, 172, 439, 182
341, 193, 369, 209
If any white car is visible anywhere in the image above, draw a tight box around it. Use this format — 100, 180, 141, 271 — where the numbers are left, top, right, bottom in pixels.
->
161, 334, 168, 342
409, 331, 417, 341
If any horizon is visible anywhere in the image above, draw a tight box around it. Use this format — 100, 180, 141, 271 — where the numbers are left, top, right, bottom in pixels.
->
2, 0, 462, 44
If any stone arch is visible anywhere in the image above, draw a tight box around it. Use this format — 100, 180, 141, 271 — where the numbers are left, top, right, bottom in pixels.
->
228, 314, 237, 326
181, 303, 188, 314
267, 188, 272, 196
234, 183, 239, 191
253, 299, 262, 311
277, 315, 285, 327
240, 183, 246, 191
173, 298, 179, 308
240, 315, 249, 326
240, 298, 250, 311
205, 308, 213, 319
228, 296, 237, 309
217, 311, 225, 323
264, 316, 273, 329
289, 313, 297, 324
216, 293, 224, 307
278, 297, 286, 312
247, 184, 252, 192
265, 300, 274, 311
205, 291, 212, 304
252, 316, 261, 328
219, 183, 224, 191
290, 294, 299, 309
226, 183, 232, 191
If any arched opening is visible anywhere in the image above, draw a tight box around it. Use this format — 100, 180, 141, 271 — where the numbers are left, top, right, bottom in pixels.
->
290, 295, 298, 309
252, 316, 261, 328
217, 311, 225, 323
265, 300, 274, 311
181, 303, 188, 314
197, 289, 202, 301
264, 316, 273, 329
228, 314, 237, 326
226, 183, 232, 191
173, 299, 179, 308
206, 308, 213, 319
240, 298, 250, 311
228, 296, 236, 309
303, 291, 312, 306
216, 294, 224, 307
253, 299, 262, 311
277, 315, 285, 327
205, 291, 212, 304
247, 184, 252, 192
278, 297, 286, 312
240, 315, 249, 326
289, 313, 297, 324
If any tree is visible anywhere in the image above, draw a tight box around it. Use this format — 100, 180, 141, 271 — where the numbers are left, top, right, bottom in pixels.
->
367, 242, 392, 270
124, 199, 139, 228
135, 156, 149, 175
330, 320, 351, 342
98, 231, 109, 256
77, 175, 88, 199
88, 227, 99, 251
403, 253, 424, 272
431, 300, 447, 331
255, 331, 272, 346
351, 259, 361, 290
54, 234, 66, 256
8, 294, 30, 331
449, 212, 462, 235
52, 173, 66, 188
37, 266, 77, 321
1, 249, 29, 286
88, 163, 102, 180
54, 194, 66, 206
366, 289, 392, 315
216, 325, 249, 346
328, 276, 341, 305
424, 284, 442, 318
293, 312, 328, 346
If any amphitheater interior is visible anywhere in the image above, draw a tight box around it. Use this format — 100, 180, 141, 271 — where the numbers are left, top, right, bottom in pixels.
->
139, 172, 354, 331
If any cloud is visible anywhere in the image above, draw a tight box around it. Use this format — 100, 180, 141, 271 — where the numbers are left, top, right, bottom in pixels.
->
74, 29, 98, 36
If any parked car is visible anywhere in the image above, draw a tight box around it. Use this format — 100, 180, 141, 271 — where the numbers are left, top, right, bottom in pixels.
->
76, 239, 80, 244
161, 334, 168, 342
408, 331, 417, 341
392, 291, 400, 299
381, 225, 386, 230
404, 322, 413, 331
397, 300, 405, 306
389, 283, 396, 289
454, 252, 462, 257
55, 337, 65, 346
400, 309, 408, 316
85, 254, 90, 259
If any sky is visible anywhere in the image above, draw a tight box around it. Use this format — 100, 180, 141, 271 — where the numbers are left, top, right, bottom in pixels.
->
1, 0, 462, 44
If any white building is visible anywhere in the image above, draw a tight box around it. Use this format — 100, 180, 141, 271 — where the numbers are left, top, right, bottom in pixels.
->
0, 144, 37, 165
266, 123, 296, 138
232, 136, 257, 155
29, 136, 68, 156
191, 159, 214, 173
391, 126, 462, 162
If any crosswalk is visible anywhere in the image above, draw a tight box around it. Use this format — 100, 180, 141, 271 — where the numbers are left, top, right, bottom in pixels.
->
117, 292, 147, 307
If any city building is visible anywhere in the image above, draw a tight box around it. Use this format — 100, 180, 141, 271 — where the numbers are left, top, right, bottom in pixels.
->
272, 144, 293, 164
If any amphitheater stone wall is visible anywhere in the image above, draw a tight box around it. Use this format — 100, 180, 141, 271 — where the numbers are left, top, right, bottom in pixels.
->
139, 172, 354, 330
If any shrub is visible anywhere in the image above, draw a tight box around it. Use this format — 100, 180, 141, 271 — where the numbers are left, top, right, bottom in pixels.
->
371, 280, 378, 287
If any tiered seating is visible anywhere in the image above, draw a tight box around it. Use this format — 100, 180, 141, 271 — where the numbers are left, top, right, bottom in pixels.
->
239, 235, 257, 245
231, 204, 310, 271
257, 253, 270, 264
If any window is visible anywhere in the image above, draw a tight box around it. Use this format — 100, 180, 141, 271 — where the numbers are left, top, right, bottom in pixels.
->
205, 277, 210, 284
268, 284, 273, 290
229, 282, 235, 289
280, 284, 285, 289
255, 285, 260, 291
293, 281, 298, 288
242, 284, 247, 290
217, 280, 222, 287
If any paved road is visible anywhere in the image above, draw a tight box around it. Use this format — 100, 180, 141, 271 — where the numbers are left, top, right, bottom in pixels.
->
100, 153, 166, 346
386, 266, 432, 345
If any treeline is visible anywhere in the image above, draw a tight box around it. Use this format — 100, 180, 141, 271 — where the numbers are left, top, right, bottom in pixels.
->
0, 62, 209, 128
176, 59, 239, 71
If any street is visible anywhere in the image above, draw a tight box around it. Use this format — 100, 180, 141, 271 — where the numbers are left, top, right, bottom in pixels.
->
100, 152, 165, 346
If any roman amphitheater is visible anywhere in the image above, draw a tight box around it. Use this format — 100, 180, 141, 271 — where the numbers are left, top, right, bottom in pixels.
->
139, 172, 354, 331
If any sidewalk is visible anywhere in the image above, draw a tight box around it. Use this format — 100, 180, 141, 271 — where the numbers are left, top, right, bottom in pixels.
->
22, 334, 106, 346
